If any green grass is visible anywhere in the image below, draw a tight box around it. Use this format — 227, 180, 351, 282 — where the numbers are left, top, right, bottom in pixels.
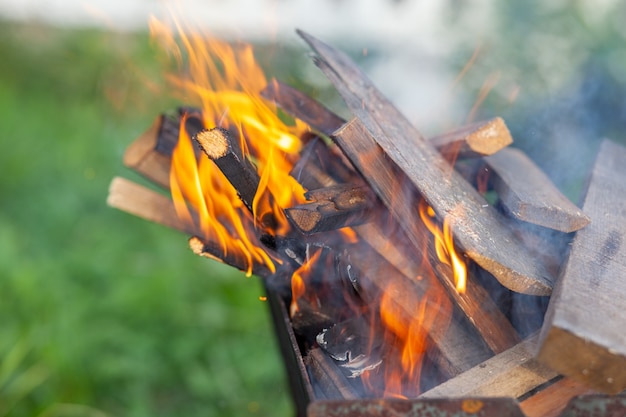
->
0, 22, 292, 417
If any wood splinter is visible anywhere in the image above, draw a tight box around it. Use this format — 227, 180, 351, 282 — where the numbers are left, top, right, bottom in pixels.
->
193, 127, 261, 214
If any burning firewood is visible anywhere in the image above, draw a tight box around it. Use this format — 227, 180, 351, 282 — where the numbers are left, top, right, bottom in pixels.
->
484, 147, 590, 233
299, 30, 554, 296
108, 24, 626, 415
262, 76, 523, 356
537, 139, 626, 394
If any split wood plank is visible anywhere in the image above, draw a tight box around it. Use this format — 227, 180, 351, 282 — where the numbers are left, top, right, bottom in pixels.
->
484, 147, 590, 232
107, 176, 193, 235
299, 30, 554, 296
419, 333, 558, 399
268, 90, 519, 355
537, 139, 626, 394
430, 117, 513, 159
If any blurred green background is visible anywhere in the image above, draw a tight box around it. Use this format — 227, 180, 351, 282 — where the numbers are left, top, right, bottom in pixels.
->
1, 2, 625, 417
0, 22, 296, 417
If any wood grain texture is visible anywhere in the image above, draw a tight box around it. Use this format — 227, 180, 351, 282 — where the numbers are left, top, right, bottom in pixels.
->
419, 334, 558, 399
537, 140, 626, 394
519, 377, 596, 417
107, 176, 193, 235
299, 30, 554, 296
485, 147, 590, 232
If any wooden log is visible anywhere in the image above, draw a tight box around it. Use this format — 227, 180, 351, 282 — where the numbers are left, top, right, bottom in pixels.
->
430, 117, 513, 159
194, 127, 261, 214
519, 378, 596, 417
107, 176, 195, 235
285, 185, 377, 234
484, 147, 590, 232
122, 116, 171, 189
419, 333, 558, 399
537, 140, 626, 394
299, 30, 554, 296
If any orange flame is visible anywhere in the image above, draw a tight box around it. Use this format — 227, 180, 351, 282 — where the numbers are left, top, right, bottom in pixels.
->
150, 17, 309, 274
419, 200, 467, 294
290, 249, 322, 317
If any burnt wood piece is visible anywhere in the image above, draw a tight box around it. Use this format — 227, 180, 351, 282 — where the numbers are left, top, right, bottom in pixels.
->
290, 298, 335, 337
519, 378, 597, 417
305, 348, 362, 400
484, 147, 590, 232
430, 117, 513, 159
123, 116, 171, 189
286, 185, 377, 234
107, 176, 195, 235
194, 127, 261, 214
419, 333, 558, 399
299, 30, 554, 296
316, 315, 385, 379
537, 140, 626, 394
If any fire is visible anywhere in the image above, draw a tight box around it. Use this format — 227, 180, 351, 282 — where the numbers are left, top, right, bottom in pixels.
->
150, 17, 309, 275
151, 17, 464, 398
289, 249, 322, 317
419, 200, 467, 293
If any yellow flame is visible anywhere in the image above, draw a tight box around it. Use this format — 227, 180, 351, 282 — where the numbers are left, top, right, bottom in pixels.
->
151, 17, 309, 274
419, 200, 467, 293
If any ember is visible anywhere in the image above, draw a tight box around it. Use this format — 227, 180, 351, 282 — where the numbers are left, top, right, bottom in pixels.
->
108, 19, 626, 417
